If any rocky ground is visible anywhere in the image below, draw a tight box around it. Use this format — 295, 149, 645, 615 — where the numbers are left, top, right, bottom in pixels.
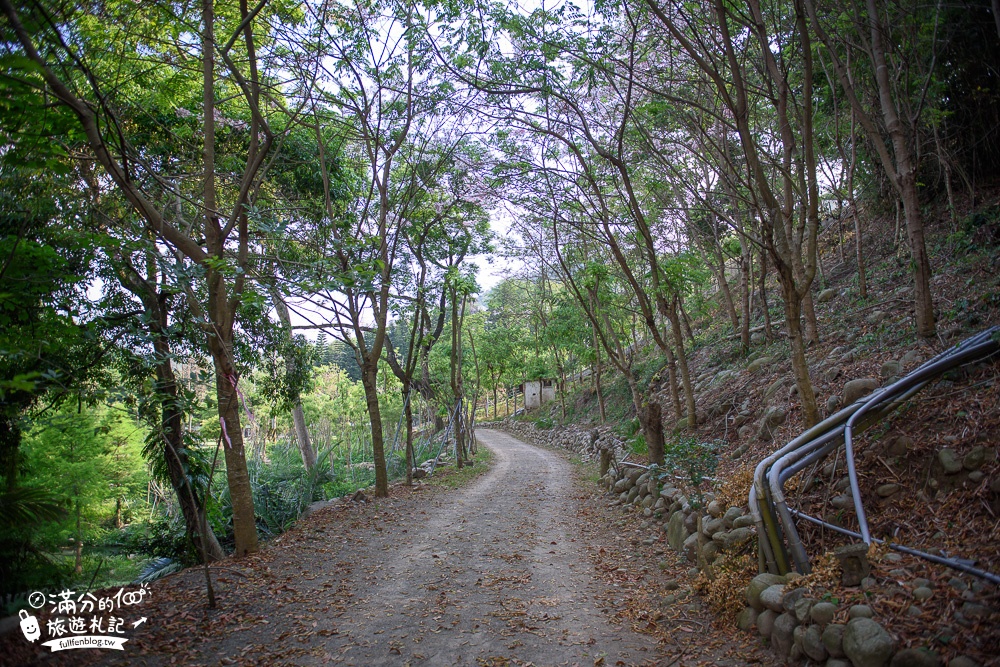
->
0, 429, 768, 667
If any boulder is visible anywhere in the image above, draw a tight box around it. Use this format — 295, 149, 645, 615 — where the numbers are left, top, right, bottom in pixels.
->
823, 623, 846, 658
938, 449, 963, 474
736, 607, 758, 632
682, 532, 700, 563
771, 613, 798, 658
866, 310, 887, 325
702, 517, 725, 537
793, 596, 813, 623
667, 512, 689, 552
757, 406, 787, 441
877, 483, 903, 498
963, 446, 987, 471
782, 586, 806, 613
887, 436, 914, 456
881, 360, 902, 380
890, 648, 942, 667
802, 624, 828, 662
835, 543, 871, 586
844, 378, 879, 405
746, 573, 786, 611
849, 604, 874, 619
302, 499, 333, 518
947, 657, 981, 667
810, 601, 837, 626
817, 288, 838, 304
844, 618, 894, 667
713, 526, 753, 551
707, 499, 723, 517
757, 608, 778, 637
722, 506, 743, 528
760, 584, 786, 613
765, 377, 788, 401
747, 356, 773, 373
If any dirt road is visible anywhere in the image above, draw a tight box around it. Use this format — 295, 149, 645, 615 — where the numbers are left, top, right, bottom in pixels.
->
306, 428, 659, 665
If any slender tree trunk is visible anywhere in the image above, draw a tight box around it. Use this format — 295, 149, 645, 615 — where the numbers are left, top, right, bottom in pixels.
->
666, 296, 697, 427
712, 255, 741, 335
779, 278, 820, 426
404, 385, 414, 485
203, 0, 257, 556
801, 288, 819, 346
759, 249, 774, 340
273, 296, 316, 470
739, 246, 752, 353
360, 362, 389, 496
154, 342, 225, 561
663, 343, 683, 422
74, 499, 83, 575
848, 125, 868, 299
680, 298, 695, 343
594, 328, 607, 423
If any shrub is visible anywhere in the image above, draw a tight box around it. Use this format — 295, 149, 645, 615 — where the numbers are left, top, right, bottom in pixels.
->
654, 435, 719, 508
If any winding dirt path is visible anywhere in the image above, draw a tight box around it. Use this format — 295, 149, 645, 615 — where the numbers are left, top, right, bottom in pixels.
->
307, 428, 658, 666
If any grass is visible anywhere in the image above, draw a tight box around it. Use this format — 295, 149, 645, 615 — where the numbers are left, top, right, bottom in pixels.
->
425, 445, 493, 490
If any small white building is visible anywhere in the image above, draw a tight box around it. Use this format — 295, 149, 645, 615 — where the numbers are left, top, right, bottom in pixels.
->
523, 378, 556, 409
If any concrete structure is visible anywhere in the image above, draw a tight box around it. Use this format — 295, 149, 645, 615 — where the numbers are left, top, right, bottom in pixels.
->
523, 378, 556, 409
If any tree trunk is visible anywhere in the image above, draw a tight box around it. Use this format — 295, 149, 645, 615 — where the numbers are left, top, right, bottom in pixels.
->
663, 343, 683, 422
291, 405, 316, 471
739, 245, 752, 353
848, 127, 868, 299
759, 249, 774, 340
627, 375, 664, 465
801, 288, 819, 346
713, 255, 741, 335
75, 499, 83, 575
680, 298, 696, 343
156, 349, 225, 561
594, 329, 607, 424
360, 362, 389, 496
779, 278, 820, 426
863, 0, 935, 334
666, 296, 697, 427
273, 295, 316, 470
404, 386, 414, 486
213, 359, 259, 556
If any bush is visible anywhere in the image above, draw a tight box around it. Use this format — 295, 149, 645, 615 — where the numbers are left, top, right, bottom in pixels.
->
653, 435, 719, 508
118, 513, 202, 565
535, 416, 555, 429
